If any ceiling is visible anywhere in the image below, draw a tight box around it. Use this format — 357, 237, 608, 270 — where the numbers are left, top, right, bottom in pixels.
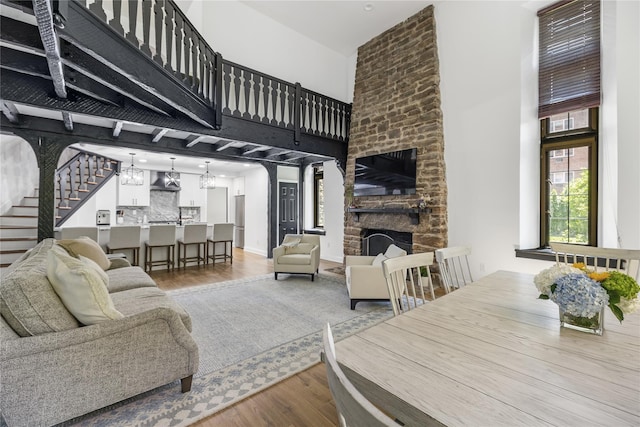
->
239, 1, 434, 56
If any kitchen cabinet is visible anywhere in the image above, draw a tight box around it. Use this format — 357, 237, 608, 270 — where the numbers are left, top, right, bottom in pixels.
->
117, 170, 150, 206
179, 174, 207, 209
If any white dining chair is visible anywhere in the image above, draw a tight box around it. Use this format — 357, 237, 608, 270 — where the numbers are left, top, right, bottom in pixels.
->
177, 223, 208, 269
382, 252, 435, 316
322, 323, 397, 427
106, 225, 141, 266
207, 223, 234, 265
435, 246, 473, 293
144, 224, 176, 273
550, 243, 640, 280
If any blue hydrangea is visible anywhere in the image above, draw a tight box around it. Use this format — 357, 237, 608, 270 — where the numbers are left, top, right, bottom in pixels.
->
550, 273, 609, 318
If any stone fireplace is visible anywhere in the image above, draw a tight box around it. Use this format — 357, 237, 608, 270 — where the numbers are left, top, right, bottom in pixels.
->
344, 5, 447, 257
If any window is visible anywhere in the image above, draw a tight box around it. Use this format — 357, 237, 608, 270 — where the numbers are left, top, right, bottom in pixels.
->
540, 108, 598, 246
538, 1, 600, 247
313, 165, 324, 228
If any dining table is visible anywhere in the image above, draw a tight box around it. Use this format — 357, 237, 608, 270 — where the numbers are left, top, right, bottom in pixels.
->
335, 270, 640, 426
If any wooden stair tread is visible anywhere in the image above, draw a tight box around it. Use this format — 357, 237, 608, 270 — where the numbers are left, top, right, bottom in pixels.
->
0, 263, 12, 268
0, 237, 37, 241
0, 249, 27, 255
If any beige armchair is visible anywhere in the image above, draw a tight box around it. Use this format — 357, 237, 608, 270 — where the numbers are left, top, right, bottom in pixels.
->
346, 244, 407, 309
273, 234, 321, 281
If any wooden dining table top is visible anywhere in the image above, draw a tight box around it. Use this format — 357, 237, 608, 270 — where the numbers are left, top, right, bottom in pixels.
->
335, 270, 640, 427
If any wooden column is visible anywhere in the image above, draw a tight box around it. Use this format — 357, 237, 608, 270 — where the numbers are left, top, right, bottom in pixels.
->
23, 136, 71, 241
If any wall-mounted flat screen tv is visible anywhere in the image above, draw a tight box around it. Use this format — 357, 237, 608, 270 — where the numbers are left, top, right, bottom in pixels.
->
354, 148, 417, 197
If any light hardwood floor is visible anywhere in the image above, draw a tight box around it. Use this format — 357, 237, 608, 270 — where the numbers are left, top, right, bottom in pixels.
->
150, 248, 343, 427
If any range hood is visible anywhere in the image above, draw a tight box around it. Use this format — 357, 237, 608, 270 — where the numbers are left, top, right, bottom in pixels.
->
150, 170, 181, 191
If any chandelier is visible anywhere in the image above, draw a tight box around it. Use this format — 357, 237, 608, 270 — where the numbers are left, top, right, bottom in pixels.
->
120, 153, 144, 186
200, 161, 216, 189
165, 157, 180, 188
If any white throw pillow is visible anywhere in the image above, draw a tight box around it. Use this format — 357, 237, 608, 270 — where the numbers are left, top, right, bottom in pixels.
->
384, 244, 405, 259
47, 246, 123, 325
372, 253, 388, 266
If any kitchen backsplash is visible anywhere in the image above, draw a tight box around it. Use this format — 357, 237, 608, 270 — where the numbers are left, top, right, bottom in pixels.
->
117, 190, 200, 224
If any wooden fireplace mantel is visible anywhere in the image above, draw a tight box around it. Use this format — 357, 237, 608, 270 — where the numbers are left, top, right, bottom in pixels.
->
347, 207, 431, 225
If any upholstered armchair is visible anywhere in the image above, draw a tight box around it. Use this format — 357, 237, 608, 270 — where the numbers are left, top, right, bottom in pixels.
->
273, 234, 321, 281
345, 244, 407, 309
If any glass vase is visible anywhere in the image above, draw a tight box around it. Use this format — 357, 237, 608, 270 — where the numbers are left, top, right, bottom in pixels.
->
559, 307, 604, 335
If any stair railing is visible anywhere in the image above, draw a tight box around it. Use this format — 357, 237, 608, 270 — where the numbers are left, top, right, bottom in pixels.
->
55, 150, 120, 226
64, 0, 351, 142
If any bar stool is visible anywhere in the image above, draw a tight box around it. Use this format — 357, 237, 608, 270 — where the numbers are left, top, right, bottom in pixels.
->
144, 224, 176, 273
106, 225, 141, 266
60, 226, 99, 242
177, 223, 208, 269
207, 223, 234, 265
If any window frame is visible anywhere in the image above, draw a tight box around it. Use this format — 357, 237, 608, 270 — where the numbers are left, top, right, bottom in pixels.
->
540, 107, 598, 247
313, 165, 324, 229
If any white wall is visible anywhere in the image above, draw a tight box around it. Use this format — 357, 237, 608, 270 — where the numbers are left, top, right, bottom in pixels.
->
0, 135, 38, 215
242, 166, 269, 256
436, 0, 640, 279
192, 0, 349, 101
320, 161, 345, 263
60, 178, 118, 227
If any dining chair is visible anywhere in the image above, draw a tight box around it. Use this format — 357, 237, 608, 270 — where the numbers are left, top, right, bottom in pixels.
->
382, 252, 435, 316
322, 323, 397, 427
144, 224, 176, 273
106, 225, 141, 266
60, 226, 99, 243
550, 243, 640, 280
177, 223, 208, 269
207, 223, 234, 265
435, 246, 473, 293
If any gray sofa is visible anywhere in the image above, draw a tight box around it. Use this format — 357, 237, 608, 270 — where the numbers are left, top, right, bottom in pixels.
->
0, 239, 199, 427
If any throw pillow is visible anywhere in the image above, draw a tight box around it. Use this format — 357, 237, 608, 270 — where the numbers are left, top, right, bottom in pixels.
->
47, 246, 124, 325
285, 243, 314, 255
57, 236, 111, 271
372, 253, 388, 266
384, 244, 406, 259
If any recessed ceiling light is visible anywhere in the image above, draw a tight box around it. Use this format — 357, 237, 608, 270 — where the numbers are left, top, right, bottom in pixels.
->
220, 174, 226, 178
243, 164, 251, 167
138, 159, 147, 163
363, 3, 374, 12
198, 164, 205, 168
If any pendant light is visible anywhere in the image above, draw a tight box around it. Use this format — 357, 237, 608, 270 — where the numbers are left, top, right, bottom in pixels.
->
200, 161, 216, 189
121, 153, 144, 186
165, 157, 180, 188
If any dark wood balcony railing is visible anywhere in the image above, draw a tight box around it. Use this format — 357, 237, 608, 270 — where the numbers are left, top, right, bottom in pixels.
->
61, 0, 351, 142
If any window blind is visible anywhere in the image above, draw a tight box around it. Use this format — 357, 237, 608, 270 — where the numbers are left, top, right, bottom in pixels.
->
538, 0, 601, 118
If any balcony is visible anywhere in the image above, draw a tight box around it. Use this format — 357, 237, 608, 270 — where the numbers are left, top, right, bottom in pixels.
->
0, 0, 351, 165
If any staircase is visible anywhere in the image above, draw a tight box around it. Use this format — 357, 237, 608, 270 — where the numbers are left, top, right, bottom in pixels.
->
55, 151, 119, 227
0, 190, 39, 274
0, 151, 119, 276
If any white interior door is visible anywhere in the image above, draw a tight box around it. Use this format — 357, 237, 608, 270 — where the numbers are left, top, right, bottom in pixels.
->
207, 187, 228, 224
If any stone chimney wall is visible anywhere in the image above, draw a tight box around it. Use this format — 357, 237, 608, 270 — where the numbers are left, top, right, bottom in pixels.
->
344, 5, 447, 256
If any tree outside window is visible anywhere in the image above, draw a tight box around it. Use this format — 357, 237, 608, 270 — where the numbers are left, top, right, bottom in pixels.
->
540, 108, 598, 247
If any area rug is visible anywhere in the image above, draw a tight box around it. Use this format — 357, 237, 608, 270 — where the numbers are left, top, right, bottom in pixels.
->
61, 274, 392, 426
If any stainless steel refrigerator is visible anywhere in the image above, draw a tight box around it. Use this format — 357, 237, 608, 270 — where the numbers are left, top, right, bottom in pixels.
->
234, 195, 245, 248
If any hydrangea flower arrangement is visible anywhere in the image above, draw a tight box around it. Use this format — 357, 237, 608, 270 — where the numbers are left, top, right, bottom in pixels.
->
535, 263, 640, 323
